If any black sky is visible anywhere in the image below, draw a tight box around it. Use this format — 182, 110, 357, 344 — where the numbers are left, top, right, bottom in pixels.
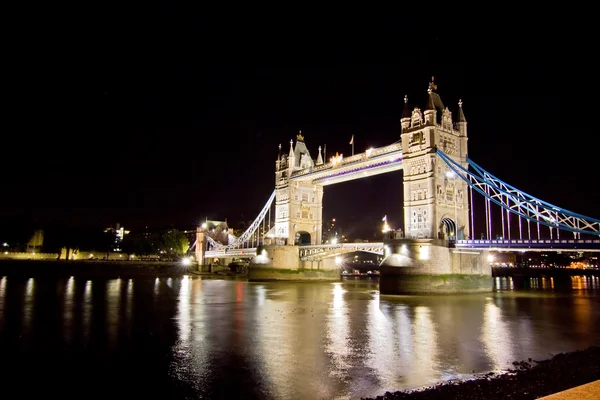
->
3, 21, 598, 237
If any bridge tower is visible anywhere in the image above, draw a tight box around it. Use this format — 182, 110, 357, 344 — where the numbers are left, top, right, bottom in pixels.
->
400, 77, 470, 241
274, 131, 324, 246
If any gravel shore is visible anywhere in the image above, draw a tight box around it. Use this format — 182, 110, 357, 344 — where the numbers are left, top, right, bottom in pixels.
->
362, 346, 600, 400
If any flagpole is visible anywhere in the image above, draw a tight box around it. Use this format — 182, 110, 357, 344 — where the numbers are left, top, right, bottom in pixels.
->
324, 144, 327, 163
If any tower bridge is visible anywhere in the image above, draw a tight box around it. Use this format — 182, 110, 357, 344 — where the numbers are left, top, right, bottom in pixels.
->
196, 77, 600, 294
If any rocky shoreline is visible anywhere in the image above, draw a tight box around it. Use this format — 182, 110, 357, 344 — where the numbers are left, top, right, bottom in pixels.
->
363, 346, 600, 400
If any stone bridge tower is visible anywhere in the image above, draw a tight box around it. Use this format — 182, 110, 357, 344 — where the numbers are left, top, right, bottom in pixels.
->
274, 131, 324, 245
400, 77, 470, 241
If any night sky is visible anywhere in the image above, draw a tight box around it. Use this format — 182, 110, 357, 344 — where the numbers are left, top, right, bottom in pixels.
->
3, 25, 598, 238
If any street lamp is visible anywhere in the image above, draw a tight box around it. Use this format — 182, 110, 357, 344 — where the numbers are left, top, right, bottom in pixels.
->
446, 170, 458, 240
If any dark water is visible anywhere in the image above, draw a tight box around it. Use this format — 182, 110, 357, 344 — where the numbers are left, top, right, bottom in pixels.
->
1, 273, 599, 400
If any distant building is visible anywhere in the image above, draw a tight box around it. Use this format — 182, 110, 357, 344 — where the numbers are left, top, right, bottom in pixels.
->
104, 223, 130, 252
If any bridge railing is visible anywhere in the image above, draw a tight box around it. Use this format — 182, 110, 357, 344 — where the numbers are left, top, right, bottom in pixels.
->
205, 248, 257, 258
299, 242, 384, 258
455, 239, 600, 249
291, 142, 402, 178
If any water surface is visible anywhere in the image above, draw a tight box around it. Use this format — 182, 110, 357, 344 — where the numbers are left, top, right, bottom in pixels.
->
0, 274, 599, 399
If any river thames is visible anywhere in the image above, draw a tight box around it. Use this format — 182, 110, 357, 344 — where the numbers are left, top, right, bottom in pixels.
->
0, 273, 599, 399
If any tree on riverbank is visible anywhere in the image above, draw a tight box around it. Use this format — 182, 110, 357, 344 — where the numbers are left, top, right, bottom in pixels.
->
160, 229, 189, 256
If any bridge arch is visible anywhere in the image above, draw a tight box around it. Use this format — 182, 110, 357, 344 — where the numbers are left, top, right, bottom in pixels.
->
439, 216, 457, 240
295, 231, 311, 246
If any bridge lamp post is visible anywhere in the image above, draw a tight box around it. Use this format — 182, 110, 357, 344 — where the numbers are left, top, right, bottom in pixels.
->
446, 170, 458, 240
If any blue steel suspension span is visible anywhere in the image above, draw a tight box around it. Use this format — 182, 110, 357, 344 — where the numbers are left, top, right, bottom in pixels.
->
436, 148, 600, 237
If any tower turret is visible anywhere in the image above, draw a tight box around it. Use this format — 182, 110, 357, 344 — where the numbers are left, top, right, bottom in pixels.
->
275, 143, 282, 170
455, 99, 467, 137
400, 95, 411, 133
316, 145, 323, 165
288, 139, 295, 169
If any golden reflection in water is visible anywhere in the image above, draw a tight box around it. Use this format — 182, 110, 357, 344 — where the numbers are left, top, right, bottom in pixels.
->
22, 278, 35, 335
63, 276, 75, 343
82, 280, 92, 344
0, 276, 5, 331
106, 279, 120, 348
255, 284, 266, 306
325, 283, 352, 382
411, 306, 439, 388
125, 279, 133, 323
571, 276, 587, 290
495, 277, 515, 290
188, 277, 205, 347
251, 284, 332, 400
571, 292, 592, 334
542, 277, 555, 289
170, 277, 209, 388
178, 275, 192, 345
0, 276, 6, 305
253, 284, 297, 399
154, 277, 160, 298
481, 298, 514, 371
366, 294, 404, 390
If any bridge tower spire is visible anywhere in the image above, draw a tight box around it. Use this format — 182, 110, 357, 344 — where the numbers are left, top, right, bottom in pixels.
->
400, 95, 411, 133
456, 99, 467, 136
400, 77, 470, 240
273, 132, 323, 245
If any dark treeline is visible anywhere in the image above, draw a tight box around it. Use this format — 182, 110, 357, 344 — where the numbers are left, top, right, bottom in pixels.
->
0, 216, 190, 258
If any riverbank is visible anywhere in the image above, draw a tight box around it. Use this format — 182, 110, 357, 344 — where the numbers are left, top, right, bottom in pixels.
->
0, 258, 193, 277
363, 346, 600, 400
492, 266, 600, 278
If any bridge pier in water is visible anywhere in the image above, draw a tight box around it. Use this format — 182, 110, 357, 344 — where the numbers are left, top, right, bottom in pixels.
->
248, 245, 340, 281
379, 238, 493, 294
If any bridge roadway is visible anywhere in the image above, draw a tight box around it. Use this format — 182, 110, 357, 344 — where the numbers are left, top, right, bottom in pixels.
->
299, 242, 384, 260
454, 239, 600, 252
204, 248, 257, 258
204, 239, 600, 260
204, 243, 385, 260
289, 142, 403, 185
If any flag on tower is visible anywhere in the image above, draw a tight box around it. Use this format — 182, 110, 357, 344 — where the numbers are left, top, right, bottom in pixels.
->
349, 135, 354, 145
382, 215, 387, 222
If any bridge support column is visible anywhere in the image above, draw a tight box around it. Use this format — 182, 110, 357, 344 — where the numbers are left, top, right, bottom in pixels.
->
248, 245, 340, 281
195, 228, 206, 271
380, 239, 493, 294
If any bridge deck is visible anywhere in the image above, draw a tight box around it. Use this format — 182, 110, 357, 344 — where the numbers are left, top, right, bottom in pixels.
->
290, 143, 402, 185
455, 239, 600, 252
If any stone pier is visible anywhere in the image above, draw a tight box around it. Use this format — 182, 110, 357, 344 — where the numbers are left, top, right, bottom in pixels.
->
379, 239, 493, 295
248, 245, 340, 281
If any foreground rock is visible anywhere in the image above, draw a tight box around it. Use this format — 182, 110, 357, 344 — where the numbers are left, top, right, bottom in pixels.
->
363, 346, 600, 400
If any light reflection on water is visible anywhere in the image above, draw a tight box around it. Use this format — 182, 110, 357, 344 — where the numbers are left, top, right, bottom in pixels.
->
0, 274, 599, 399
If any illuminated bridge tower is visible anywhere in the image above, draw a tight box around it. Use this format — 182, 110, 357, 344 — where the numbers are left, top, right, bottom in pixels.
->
400, 77, 470, 240
381, 77, 491, 295
274, 131, 324, 246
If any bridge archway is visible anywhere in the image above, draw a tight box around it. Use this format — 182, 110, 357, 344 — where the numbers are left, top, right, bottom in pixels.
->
439, 217, 457, 240
295, 231, 311, 246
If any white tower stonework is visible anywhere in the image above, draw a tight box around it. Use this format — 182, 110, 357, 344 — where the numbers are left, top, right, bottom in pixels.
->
274, 132, 323, 245
400, 77, 470, 240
